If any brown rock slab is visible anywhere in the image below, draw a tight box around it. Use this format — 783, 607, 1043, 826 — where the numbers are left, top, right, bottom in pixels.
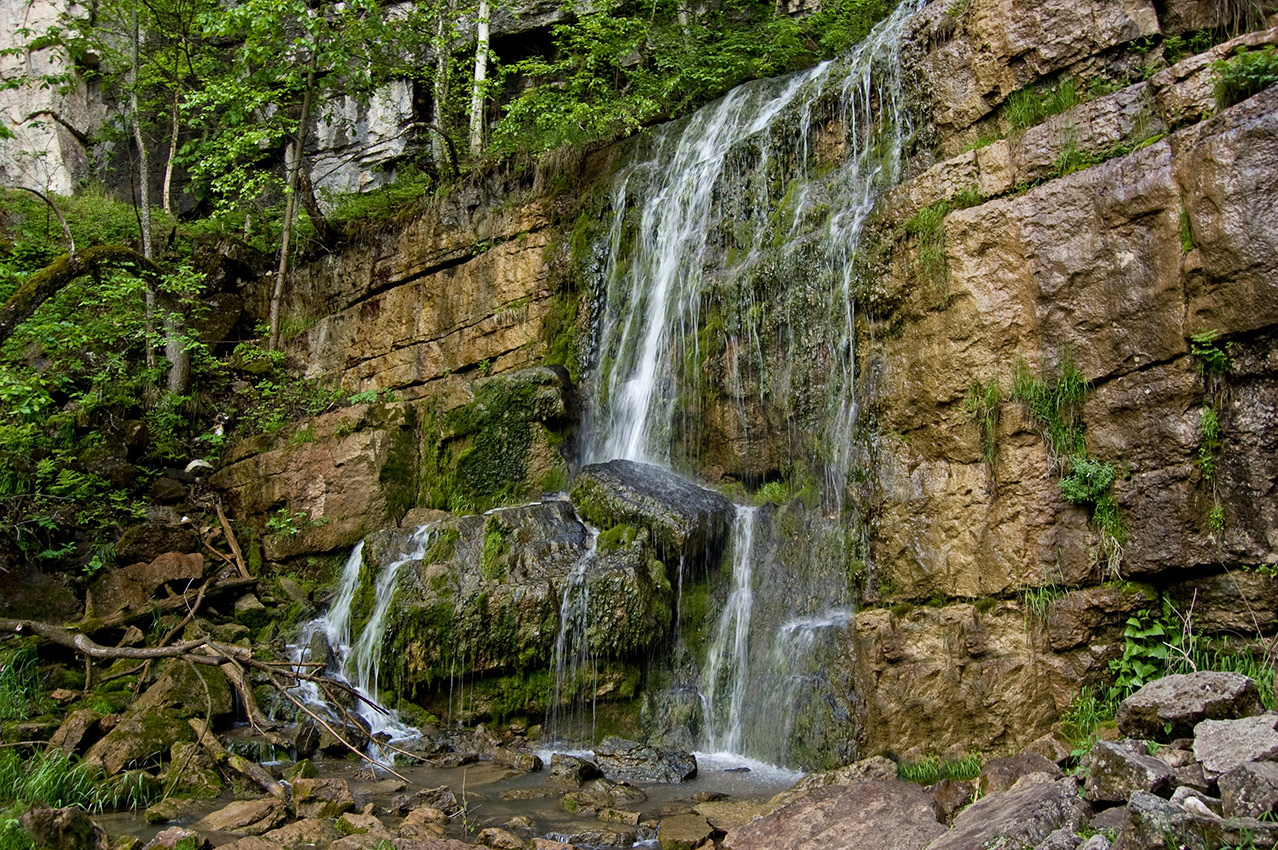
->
88, 552, 203, 617
978, 752, 1062, 795
476, 827, 527, 849
1117, 672, 1262, 741
927, 775, 1087, 850
194, 799, 288, 837
724, 781, 944, 850
50, 709, 104, 754
657, 814, 712, 850
336, 813, 392, 839
692, 800, 767, 831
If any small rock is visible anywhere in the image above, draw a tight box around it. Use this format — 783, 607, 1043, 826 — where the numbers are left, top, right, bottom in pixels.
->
401, 807, 448, 828
1032, 826, 1081, 850
692, 800, 767, 831
477, 827, 527, 849
1173, 761, 1211, 793
1170, 785, 1222, 816
597, 808, 640, 825
1026, 732, 1073, 765
234, 594, 271, 629
933, 779, 974, 820
20, 807, 108, 850
491, 746, 543, 772
658, 814, 712, 850
141, 828, 208, 850
194, 799, 288, 836
548, 754, 604, 788
979, 752, 1062, 795
1083, 740, 1174, 802
1219, 760, 1278, 818
399, 786, 460, 815
144, 798, 205, 825
365, 778, 408, 795
50, 689, 79, 703
1077, 836, 1110, 850
293, 777, 355, 818
1117, 672, 1262, 741
1193, 713, 1278, 777
335, 813, 391, 838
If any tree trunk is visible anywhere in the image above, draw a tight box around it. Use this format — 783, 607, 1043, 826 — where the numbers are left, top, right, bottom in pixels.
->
131, 10, 157, 371
468, 0, 490, 157
432, 8, 450, 172
162, 89, 180, 216
268, 56, 318, 352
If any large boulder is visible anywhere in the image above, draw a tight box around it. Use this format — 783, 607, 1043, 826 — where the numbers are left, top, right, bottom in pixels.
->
723, 780, 945, 850
19, 808, 108, 850
926, 774, 1089, 850
193, 799, 289, 836
594, 736, 697, 783
1119, 790, 1278, 850
87, 552, 203, 618
1219, 761, 1278, 819
570, 460, 733, 563
1083, 741, 1174, 803
1117, 672, 1262, 740
1193, 714, 1278, 778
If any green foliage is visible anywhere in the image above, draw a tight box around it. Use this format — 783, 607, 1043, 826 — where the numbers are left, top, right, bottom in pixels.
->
897, 753, 983, 785
1189, 329, 1230, 377
1010, 357, 1088, 461
754, 480, 790, 505
266, 507, 308, 538
1163, 29, 1219, 64
0, 749, 108, 811
1180, 204, 1196, 253
1197, 405, 1220, 480
1019, 582, 1063, 623
964, 377, 1001, 467
1110, 606, 1180, 696
0, 647, 52, 721
481, 522, 509, 582
903, 201, 950, 290
597, 524, 638, 553
493, 0, 894, 154
1058, 456, 1117, 506
1185, 638, 1275, 710
324, 167, 437, 232
1214, 45, 1278, 110
1003, 78, 1081, 131
0, 812, 36, 850
1060, 686, 1117, 756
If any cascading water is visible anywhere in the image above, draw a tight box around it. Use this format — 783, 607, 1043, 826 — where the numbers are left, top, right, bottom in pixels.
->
583, 0, 925, 767
546, 523, 601, 745
292, 524, 439, 751
699, 506, 757, 754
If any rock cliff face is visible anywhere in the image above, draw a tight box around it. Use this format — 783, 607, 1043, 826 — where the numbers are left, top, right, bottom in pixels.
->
211, 0, 1278, 762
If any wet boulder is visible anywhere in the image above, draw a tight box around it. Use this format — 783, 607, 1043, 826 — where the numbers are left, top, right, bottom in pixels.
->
926, 775, 1088, 850
594, 736, 697, 783
1117, 672, 1262, 741
548, 754, 605, 788
570, 460, 733, 564
194, 799, 289, 836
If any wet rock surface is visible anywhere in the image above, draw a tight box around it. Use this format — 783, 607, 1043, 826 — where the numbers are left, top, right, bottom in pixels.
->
593, 736, 697, 784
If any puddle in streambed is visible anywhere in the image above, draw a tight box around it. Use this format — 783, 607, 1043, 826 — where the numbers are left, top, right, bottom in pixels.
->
96, 749, 802, 849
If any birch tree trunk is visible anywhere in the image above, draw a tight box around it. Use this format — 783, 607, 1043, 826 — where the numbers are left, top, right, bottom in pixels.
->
468, 0, 490, 157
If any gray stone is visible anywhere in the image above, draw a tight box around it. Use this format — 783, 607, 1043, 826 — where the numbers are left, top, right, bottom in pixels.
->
1118, 790, 1278, 850
928, 775, 1088, 850
723, 780, 945, 850
594, 736, 697, 783
1219, 760, 1278, 818
1084, 740, 1174, 802
1077, 837, 1110, 850
1193, 713, 1278, 777
570, 460, 733, 562
292, 777, 356, 818
1117, 672, 1262, 740
548, 754, 604, 787
1033, 826, 1082, 850
1170, 786, 1221, 816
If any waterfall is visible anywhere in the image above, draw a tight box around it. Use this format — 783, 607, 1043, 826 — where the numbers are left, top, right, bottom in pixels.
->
292, 524, 438, 751
700, 506, 757, 754
547, 524, 601, 745
583, 0, 925, 766
588, 0, 922, 479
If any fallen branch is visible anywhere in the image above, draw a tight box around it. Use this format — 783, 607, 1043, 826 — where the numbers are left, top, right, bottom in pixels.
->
216, 501, 251, 579
190, 718, 289, 802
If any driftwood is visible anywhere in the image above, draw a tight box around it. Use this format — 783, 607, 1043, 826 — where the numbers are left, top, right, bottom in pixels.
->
189, 718, 289, 801
0, 613, 410, 777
